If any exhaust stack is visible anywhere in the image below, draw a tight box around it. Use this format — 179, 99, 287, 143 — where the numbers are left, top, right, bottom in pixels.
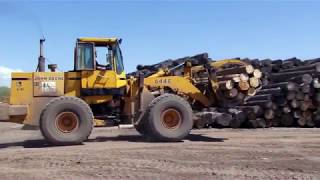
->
38, 38, 45, 72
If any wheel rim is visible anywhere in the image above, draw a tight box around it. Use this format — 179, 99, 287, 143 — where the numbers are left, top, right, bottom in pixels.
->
55, 112, 79, 133
161, 108, 182, 129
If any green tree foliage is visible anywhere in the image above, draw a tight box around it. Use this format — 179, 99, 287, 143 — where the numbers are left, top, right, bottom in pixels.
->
0, 86, 10, 102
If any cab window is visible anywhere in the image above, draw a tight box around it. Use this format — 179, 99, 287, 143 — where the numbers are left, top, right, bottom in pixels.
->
94, 46, 113, 71
114, 45, 124, 74
75, 43, 94, 70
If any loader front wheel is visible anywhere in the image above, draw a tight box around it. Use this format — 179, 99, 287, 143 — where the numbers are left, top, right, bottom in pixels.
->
146, 94, 193, 142
134, 121, 149, 136
40, 96, 93, 145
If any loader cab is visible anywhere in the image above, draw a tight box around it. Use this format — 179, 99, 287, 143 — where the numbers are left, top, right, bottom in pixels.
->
75, 38, 124, 74
73, 38, 127, 102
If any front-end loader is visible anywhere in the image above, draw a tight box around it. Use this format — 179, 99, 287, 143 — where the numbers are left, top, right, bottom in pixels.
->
0, 37, 254, 145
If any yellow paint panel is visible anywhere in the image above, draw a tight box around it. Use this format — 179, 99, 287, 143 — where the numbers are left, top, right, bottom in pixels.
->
64, 72, 81, 97
83, 95, 112, 104
10, 72, 33, 105
81, 70, 127, 89
78, 37, 118, 46
10, 73, 57, 125
117, 71, 127, 88
211, 59, 247, 68
144, 76, 210, 107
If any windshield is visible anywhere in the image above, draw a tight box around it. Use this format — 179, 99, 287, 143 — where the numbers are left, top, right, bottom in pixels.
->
114, 44, 124, 74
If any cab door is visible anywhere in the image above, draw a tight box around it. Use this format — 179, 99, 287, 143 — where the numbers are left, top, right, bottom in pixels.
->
112, 44, 127, 88
75, 42, 126, 98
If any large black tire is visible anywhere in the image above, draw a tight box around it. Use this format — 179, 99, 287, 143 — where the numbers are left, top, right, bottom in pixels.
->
134, 120, 149, 136
40, 96, 93, 145
144, 94, 193, 142
134, 112, 149, 136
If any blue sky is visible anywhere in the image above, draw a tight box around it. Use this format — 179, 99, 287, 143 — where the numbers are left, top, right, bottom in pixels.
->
0, 0, 320, 86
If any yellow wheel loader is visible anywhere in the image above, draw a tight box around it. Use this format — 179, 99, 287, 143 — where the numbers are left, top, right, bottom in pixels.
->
0, 37, 249, 145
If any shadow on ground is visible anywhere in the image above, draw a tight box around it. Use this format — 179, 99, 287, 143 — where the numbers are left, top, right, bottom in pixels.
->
87, 134, 227, 143
0, 134, 227, 149
0, 139, 51, 149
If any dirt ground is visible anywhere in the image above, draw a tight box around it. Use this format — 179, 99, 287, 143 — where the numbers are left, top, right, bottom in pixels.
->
0, 122, 319, 180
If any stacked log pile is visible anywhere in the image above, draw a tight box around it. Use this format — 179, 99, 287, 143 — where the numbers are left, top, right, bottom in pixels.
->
192, 64, 264, 128
215, 64, 262, 107
238, 57, 320, 128
128, 54, 320, 128
192, 63, 263, 109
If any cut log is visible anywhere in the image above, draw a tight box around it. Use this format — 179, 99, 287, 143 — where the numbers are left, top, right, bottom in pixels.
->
269, 69, 318, 82
293, 110, 302, 119
303, 110, 312, 120
261, 66, 272, 74
286, 82, 299, 91
247, 88, 257, 96
216, 65, 254, 76
232, 76, 241, 83
282, 106, 291, 114
239, 73, 249, 81
224, 88, 239, 98
194, 111, 216, 128
214, 112, 233, 127
228, 108, 246, 128
279, 62, 320, 73
236, 105, 263, 116
253, 69, 262, 79
304, 94, 311, 101
262, 82, 296, 91
304, 58, 320, 65
244, 100, 269, 108
249, 77, 260, 88
218, 92, 245, 108
247, 120, 258, 128
195, 111, 233, 128
217, 74, 240, 82
312, 110, 320, 127
264, 109, 275, 120
300, 101, 311, 111
246, 94, 271, 101
314, 93, 320, 103
272, 117, 281, 127
273, 96, 287, 106
238, 80, 250, 91
306, 118, 316, 127
290, 99, 300, 109
297, 116, 306, 127
271, 103, 278, 111
295, 91, 304, 100
256, 118, 266, 128
289, 74, 313, 84
301, 84, 311, 94
265, 101, 274, 109
286, 91, 296, 100
256, 87, 282, 96
313, 78, 320, 89
280, 113, 294, 127
261, 59, 272, 66
261, 78, 269, 86
219, 80, 234, 90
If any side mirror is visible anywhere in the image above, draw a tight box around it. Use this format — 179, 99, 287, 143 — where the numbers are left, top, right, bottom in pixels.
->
119, 38, 122, 44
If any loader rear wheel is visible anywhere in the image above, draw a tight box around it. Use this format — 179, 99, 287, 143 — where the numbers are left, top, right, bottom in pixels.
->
40, 96, 93, 145
146, 94, 193, 142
